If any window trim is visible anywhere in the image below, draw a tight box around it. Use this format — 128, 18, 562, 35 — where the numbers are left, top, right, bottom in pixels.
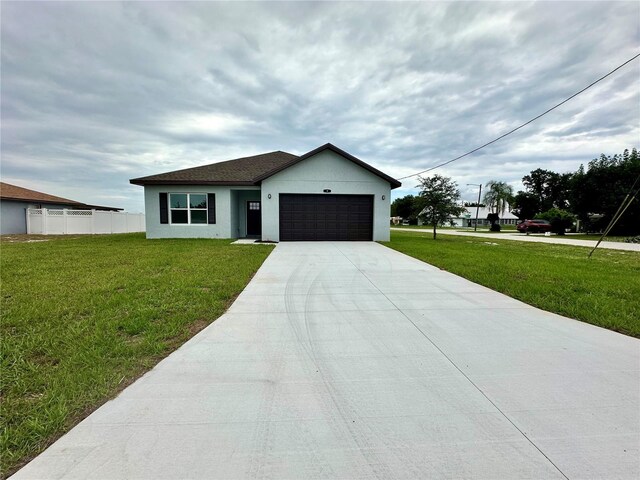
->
169, 193, 208, 225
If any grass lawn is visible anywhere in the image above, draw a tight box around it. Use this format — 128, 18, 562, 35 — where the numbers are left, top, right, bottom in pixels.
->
0, 233, 273, 477
392, 225, 632, 241
392, 225, 517, 233
383, 230, 640, 337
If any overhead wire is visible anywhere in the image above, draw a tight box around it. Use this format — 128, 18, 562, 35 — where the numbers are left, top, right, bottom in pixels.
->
397, 52, 640, 181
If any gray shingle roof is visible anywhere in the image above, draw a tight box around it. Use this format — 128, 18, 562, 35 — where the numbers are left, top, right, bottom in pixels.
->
130, 144, 401, 188
130, 151, 298, 186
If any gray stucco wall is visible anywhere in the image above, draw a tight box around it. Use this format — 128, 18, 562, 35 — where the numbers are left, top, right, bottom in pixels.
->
0, 200, 75, 234
1, 200, 30, 234
143, 185, 261, 239
236, 190, 261, 238
260, 150, 392, 242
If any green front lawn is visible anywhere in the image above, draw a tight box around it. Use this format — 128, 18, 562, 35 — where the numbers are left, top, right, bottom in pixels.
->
383, 230, 640, 337
0, 234, 273, 477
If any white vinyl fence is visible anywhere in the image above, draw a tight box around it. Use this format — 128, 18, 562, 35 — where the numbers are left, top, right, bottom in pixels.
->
27, 208, 145, 235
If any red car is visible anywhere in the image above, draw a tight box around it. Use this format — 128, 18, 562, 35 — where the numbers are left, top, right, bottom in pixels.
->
517, 219, 552, 234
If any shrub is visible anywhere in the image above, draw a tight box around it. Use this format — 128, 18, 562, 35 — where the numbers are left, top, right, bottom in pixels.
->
536, 208, 576, 235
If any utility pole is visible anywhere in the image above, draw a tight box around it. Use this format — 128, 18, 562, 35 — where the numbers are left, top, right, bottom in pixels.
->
467, 184, 482, 232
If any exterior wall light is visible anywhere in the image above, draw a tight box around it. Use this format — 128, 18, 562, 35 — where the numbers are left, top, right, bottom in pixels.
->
268, 194, 272, 199
382, 195, 386, 200
323, 189, 331, 193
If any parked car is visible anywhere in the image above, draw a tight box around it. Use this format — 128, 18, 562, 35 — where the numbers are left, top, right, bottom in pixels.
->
517, 219, 552, 234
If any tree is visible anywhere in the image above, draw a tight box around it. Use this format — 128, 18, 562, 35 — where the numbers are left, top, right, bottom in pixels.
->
521, 168, 572, 213
568, 148, 639, 235
416, 174, 465, 239
512, 191, 540, 220
483, 180, 514, 216
390, 195, 420, 222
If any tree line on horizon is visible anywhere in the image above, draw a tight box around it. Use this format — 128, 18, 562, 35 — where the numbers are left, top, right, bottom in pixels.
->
391, 148, 639, 236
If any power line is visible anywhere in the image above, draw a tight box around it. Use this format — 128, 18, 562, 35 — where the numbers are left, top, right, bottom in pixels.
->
397, 52, 640, 181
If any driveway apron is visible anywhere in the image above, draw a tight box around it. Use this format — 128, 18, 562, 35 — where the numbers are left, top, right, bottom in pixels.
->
12, 242, 640, 479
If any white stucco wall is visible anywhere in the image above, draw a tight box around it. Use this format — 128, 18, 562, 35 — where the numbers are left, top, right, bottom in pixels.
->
260, 150, 392, 242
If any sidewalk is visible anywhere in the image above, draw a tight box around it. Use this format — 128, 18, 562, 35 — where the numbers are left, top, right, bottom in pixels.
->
391, 228, 640, 252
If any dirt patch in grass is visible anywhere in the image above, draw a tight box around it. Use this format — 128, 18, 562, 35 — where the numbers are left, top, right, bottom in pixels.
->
0, 234, 88, 243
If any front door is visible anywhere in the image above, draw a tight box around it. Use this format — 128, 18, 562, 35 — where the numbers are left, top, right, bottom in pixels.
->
246, 201, 262, 237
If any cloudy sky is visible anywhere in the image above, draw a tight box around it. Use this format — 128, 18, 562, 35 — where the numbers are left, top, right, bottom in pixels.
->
1, 1, 638, 212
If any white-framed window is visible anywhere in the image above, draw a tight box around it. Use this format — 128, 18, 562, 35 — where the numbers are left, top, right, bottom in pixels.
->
169, 193, 207, 224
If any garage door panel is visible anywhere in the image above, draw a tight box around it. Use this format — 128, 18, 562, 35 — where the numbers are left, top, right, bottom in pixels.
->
279, 194, 373, 241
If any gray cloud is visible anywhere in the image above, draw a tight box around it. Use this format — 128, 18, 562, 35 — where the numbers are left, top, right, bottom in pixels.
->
1, 1, 638, 211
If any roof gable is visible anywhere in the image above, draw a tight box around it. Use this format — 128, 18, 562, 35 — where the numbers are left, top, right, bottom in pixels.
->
255, 143, 402, 189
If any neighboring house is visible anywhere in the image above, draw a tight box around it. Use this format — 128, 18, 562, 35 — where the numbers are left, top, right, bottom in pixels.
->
418, 206, 519, 227
130, 143, 401, 242
0, 182, 121, 234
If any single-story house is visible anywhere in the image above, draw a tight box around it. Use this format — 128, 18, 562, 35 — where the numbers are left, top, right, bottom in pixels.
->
0, 182, 121, 234
453, 206, 519, 227
418, 205, 519, 227
130, 143, 401, 242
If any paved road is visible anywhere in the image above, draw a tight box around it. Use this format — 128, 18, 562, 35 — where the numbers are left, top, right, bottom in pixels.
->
13, 243, 639, 479
392, 227, 640, 252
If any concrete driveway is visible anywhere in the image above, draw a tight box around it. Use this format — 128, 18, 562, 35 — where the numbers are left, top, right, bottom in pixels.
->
13, 242, 639, 479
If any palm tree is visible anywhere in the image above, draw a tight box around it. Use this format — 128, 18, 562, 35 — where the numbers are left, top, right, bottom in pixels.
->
483, 180, 514, 216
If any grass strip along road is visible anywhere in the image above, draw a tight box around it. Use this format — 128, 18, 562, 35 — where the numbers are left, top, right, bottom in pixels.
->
0, 233, 273, 477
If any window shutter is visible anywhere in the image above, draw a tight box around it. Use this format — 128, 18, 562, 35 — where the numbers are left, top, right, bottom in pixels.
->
159, 193, 168, 224
207, 193, 216, 224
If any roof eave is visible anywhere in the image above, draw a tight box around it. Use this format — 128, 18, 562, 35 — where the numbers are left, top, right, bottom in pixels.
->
129, 179, 258, 187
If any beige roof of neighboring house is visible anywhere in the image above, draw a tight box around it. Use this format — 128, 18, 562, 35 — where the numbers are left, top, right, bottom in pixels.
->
0, 182, 121, 210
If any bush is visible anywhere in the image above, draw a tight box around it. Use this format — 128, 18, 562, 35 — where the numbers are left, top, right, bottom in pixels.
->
490, 223, 501, 232
625, 235, 640, 244
536, 208, 576, 235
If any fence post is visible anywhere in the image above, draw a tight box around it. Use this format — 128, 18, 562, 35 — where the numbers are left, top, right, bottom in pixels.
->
63, 209, 68, 235
91, 209, 96, 234
110, 210, 114, 234
42, 208, 48, 235
26, 208, 31, 234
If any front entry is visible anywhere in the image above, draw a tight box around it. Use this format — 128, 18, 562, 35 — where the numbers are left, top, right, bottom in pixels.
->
246, 201, 262, 237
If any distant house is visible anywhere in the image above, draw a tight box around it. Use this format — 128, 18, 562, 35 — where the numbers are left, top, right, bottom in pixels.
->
130, 143, 401, 242
418, 205, 519, 227
0, 182, 121, 234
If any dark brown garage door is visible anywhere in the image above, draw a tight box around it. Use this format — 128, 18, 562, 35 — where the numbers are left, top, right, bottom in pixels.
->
279, 194, 373, 241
